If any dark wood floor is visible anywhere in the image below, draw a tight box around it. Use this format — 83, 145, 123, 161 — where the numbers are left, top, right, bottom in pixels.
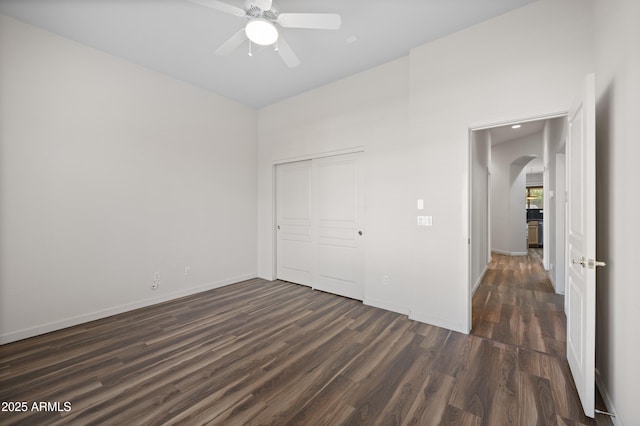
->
1, 252, 610, 425
472, 249, 566, 358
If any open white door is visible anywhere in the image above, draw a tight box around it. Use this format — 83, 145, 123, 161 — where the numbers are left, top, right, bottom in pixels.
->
566, 74, 601, 418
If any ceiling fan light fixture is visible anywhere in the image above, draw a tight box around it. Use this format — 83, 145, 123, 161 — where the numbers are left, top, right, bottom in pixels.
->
245, 18, 278, 46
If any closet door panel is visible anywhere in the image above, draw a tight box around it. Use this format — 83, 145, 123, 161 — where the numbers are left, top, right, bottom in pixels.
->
276, 160, 312, 285
313, 153, 364, 300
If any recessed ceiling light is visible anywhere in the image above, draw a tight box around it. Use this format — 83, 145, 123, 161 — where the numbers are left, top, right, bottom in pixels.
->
512, 124, 522, 129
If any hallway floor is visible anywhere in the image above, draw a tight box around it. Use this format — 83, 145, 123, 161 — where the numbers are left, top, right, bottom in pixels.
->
472, 250, 612, 426
472, 249, 565, 358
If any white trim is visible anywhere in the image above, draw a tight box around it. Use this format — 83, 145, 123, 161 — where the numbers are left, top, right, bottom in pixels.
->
364, 298, 409, 316
596, 370, 623, 425
269, 162, 278, 281
547, 269, 565, 295
467, 128, 473, 336
0, 274, 257, 344
409, 310, 469, 334
468, 111, 568, 132
472, 264, 489, 296
548, 269, 556, 287
272, 146, 365, 166
491, 249, 528, 256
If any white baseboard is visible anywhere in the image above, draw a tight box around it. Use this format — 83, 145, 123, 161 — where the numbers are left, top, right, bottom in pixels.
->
408, 310, 469, 334
596, 370, 623, 425
0, 273, 257, 345
491, 249, 528, 256
472, 264, 489, 296
257, 271, 276, 281
364, 298, 409, 316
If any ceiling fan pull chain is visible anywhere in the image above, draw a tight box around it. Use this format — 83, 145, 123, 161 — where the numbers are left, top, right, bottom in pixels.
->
274, 39, 279, 52
248, 39, 253, 57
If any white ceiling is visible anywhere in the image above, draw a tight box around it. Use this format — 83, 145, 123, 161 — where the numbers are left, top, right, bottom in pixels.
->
0, 0, 537, 108
490, 120, 546, 146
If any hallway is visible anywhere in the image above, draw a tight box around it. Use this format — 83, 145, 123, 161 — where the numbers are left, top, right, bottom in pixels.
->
472, 250, 565, 358
471, 250, 612, 425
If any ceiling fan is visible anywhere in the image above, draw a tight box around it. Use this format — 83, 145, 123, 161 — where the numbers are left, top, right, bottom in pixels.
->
189, 0, 342, 68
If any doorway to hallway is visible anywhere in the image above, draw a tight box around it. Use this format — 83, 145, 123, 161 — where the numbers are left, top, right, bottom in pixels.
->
468, 114, 568, 329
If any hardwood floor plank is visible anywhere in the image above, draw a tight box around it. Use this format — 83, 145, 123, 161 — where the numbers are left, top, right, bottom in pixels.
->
373, 352, 434, 426
518, 372, 557, 426
401, 371, 456, 425
280, 374, 359, 425
440, 405, 482, 426
344, 333, 425, 424
432, 331, 471, 378
448, 338, 518, 425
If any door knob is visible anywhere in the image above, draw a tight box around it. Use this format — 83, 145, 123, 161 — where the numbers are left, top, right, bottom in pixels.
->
358, 230, 363, 236
572, 257, 607, 269
588, 259, 607, 268
572, 257, 586, 267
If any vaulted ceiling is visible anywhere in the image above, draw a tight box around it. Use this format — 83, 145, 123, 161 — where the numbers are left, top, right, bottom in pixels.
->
0, 0, 537, 107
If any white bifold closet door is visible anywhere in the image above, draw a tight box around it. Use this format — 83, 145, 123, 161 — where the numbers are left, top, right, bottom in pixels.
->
276, 152, 364, 300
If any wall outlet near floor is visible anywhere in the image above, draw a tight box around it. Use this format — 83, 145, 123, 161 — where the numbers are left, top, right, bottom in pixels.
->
185, 266, 191, 276
383, 275, 389, 285
152, 271, 160, 289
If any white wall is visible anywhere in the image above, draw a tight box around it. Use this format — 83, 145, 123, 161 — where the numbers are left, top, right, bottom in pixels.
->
470, 130, 490, 294
0, 15, 258, 343
593, 0, 640, 423
490, 134, 543, 255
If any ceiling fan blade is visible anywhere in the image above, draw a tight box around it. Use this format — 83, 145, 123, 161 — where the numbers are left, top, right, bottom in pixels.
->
276, 37, 300, 68
277, 13, 341, 30
256, 0, 272, 11
188, 0, 246, 17
214, 28, 247, 56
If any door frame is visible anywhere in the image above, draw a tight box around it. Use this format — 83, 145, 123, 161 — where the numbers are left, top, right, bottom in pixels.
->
272, 146, 365, 283
467, 112, 567, 332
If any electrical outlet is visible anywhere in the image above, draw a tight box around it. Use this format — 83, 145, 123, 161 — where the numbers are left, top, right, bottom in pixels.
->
383, 275, 389, 285
185, 266, 191, 276
152, 271, 160, 290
